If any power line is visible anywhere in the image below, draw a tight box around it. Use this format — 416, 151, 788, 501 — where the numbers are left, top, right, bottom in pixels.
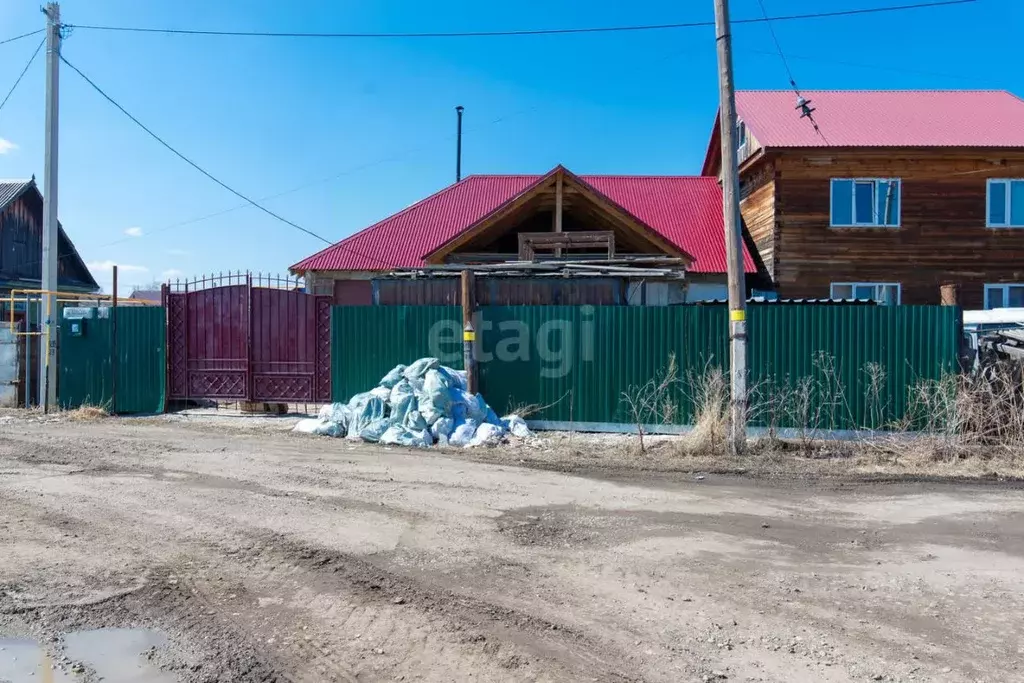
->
60, 55, 339, 247
65, 0, 976, 39
98, 105, 539, 249
753, 0, 829, 143
0, 29, 45, 47
755, 0, 799, 91
0, 37, 45, 114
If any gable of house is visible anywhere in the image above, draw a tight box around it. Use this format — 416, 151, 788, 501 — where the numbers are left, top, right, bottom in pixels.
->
291, 167, 758, 276
0, 179, 98, 291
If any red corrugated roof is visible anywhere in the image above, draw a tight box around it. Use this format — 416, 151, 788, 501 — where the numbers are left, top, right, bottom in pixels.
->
291, 173, 755, 274
736, 90, 1024, 148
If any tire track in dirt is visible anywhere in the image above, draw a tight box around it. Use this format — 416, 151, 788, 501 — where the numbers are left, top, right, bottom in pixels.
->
181, 530, 648, 682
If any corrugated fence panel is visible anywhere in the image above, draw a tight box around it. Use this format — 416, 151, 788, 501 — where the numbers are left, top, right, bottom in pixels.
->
328, 304, 960, 428
113, 307, 166, 414
59, 307, 166, 413
478, 306, 729, 424
59, 312, 114, 410
331, 306, 462, 402
747, 305, 961, 429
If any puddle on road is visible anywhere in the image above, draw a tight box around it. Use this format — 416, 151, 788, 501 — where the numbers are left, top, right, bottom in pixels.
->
0, 637, 74, 681
0, 628, 176, 683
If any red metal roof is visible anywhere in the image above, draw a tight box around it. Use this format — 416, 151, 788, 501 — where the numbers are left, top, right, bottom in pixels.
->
735, 90, 1024, 148
291, 173, 756, 274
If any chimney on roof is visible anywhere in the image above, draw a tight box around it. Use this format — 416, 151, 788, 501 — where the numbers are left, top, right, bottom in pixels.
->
455, 105, 464, 182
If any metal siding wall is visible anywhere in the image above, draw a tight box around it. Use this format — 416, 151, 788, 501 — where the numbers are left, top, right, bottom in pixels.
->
113, 307, 166, 414
331, 306, 462, 402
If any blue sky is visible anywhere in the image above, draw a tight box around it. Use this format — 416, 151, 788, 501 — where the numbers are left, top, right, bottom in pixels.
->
0, 0, 1019, 293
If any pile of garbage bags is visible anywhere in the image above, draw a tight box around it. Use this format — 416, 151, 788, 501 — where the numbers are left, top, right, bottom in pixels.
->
293, 357, 532, 448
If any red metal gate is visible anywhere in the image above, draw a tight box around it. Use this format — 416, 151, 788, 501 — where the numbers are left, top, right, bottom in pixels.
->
164, 273, 331, 403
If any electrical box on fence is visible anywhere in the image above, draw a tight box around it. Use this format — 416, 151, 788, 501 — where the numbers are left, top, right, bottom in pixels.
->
69, 320, 85, 337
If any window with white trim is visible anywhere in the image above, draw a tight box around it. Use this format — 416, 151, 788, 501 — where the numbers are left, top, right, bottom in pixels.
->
830, 178, 901, 227
830, 282, 901, 305
987, 179, 1024, 227
984, 283, 1024, 309
736, 119, 747, 152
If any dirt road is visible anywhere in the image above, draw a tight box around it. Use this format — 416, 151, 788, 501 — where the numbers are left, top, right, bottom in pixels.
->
0, 417, 1021, 682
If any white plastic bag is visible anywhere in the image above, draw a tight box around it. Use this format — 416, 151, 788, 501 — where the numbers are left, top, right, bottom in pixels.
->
318, 403, 349, 427
379, 424, 433, 448
443, 367, 468, 391
293, 418, 345, 438
451, 389, 488, 423
359, 419, 391, 443
370, 386, 392, 402
431, 417, 454, 441
467, 422, 505, 448
348, 396, 387, 440
417, 369, 452, 425
404, 358, 440, 381
449, 419, 479, 447
404, 409, 427, 432
389, 380, 417, 425
379, 365, 407, 389
503, 414, 533, 439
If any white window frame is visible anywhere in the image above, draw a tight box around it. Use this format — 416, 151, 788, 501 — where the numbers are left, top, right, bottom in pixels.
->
829, 177, 902, 228
736, 119, 747, 152
983, 283, 1024, 309
986, 179, 1024, 228
830, 282, 902, 305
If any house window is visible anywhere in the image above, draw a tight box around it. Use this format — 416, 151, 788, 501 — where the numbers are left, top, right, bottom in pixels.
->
984, 283, 1024, 309
736, 120, 747, 152
830, 178, 901, 227
830, 282, 901, 305
987, 179, 1024, 227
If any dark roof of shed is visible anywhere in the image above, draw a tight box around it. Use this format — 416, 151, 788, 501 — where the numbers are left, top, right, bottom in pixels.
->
0, 178, 99, 291
0, 179, 35, 211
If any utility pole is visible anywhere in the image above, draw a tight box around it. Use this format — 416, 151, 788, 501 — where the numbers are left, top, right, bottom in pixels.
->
39, 2, 61, 410
713, 0, 747, 454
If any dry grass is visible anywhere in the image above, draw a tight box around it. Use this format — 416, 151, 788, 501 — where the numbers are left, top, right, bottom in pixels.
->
64, 404, 110, 421
612, 354, 1024, 479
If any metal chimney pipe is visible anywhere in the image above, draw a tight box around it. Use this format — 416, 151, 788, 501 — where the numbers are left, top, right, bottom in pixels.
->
455, 105, 464, 182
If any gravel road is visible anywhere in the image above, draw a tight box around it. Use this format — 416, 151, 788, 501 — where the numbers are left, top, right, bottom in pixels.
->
0, 417, 1021, 682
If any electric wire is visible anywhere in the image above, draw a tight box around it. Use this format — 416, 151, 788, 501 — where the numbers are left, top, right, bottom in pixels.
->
0, 37, 45, 115
64, 1, 976, 39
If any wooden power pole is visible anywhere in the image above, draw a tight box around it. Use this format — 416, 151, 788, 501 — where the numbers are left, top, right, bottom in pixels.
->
713, 0, 748, 454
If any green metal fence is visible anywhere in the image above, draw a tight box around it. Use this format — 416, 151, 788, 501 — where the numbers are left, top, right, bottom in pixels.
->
59, 307, 166, 414
330, 304, 962, 429
331, 305, 461, 402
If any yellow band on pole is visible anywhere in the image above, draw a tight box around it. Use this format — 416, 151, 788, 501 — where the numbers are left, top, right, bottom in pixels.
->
730, 309, 746, 322
463, 330, 476, 342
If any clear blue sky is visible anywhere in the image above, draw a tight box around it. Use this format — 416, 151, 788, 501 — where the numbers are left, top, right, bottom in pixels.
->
0, 0, 1019, 294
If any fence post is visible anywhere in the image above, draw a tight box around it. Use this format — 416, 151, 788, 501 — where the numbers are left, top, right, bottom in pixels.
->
246, 271, 254, 403
111, 264, 118, 414
461, 270, 477, 394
